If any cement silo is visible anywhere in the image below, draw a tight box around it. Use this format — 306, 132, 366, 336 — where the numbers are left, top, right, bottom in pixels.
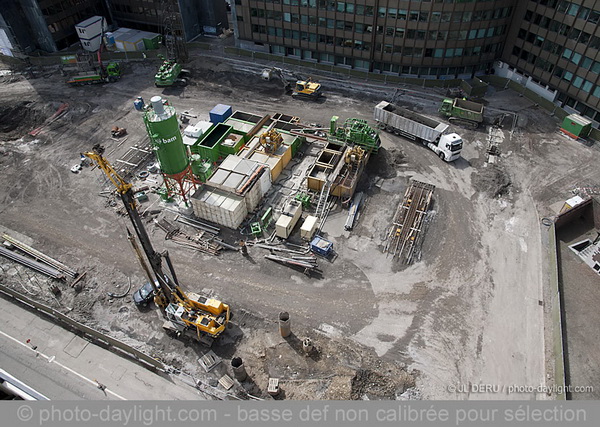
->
143, 96, 189, 175
142, 96, 197, 204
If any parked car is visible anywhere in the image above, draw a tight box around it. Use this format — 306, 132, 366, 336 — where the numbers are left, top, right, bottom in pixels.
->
132, 281, 157, 307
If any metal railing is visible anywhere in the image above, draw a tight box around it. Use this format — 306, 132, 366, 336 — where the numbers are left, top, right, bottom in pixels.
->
0, 282, 165, 372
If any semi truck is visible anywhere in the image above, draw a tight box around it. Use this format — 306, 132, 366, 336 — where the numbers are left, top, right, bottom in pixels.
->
67, 62, 121, 86
373, 101, 462, 162
438, 98, 484, 129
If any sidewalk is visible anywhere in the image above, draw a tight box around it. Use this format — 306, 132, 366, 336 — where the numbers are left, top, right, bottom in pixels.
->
0, 294, 203, 400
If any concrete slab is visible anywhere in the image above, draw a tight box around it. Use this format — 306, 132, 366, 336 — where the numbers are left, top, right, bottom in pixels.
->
63, 335, 89, 358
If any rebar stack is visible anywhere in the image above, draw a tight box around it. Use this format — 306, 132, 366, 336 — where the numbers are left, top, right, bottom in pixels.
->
384, 180, 435, 264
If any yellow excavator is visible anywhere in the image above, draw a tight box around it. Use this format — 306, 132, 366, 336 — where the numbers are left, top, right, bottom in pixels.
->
292, 78, 322, 99
262, 67, 323, 100
84, 145, 230, 343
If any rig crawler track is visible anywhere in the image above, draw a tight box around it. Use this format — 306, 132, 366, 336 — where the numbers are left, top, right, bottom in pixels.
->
384, 180, 435, 264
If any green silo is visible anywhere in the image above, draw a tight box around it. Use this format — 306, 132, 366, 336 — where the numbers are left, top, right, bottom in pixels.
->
143, 96, 189, 175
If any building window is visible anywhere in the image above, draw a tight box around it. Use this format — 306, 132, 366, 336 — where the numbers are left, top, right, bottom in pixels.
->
582, 81, 593, 93
355, 59, 369, 70
320, 52, 334, 63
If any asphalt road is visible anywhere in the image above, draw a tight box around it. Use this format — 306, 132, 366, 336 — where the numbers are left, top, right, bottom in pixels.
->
0, 294, 203, 400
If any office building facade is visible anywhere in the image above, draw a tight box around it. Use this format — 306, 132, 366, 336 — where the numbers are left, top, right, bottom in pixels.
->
500, 0, 600, 123
0, 0, 108, 54
108, 0, 229, 40
233, 0, 600, 127
0, 0, 229, 56
233, 0, 514, 79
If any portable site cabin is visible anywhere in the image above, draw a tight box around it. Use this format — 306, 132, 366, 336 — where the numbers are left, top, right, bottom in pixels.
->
560, 114, 592, 139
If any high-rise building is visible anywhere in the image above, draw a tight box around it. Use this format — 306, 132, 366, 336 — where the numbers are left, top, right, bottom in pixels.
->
232, 1, 514, 79
232, 0, 600, 128
500, 0, 600, 124
0, 0, 229, 57
0, 0, 109, 55
107, 0, 229, 40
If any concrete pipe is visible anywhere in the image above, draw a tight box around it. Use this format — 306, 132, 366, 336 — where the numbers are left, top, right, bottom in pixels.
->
231, 357, 247, 382
279, 312, 291, 338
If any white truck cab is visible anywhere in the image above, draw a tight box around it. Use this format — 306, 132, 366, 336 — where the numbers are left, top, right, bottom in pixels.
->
437, 133, 462, 162
428, 132, 463, 162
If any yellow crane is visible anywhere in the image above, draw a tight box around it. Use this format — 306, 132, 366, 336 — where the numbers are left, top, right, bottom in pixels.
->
84, 145, 230, 341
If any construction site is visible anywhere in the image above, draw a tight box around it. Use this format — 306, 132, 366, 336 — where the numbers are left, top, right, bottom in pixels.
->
1, 43, 600, 401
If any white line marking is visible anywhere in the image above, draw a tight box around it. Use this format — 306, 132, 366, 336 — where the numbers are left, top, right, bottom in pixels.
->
0, 329, 127, 400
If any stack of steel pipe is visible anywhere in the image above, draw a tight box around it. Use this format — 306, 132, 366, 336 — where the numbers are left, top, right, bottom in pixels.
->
174, 215, 220, 235
0, 246, 64, 279
2, 234, 76, 278
265, 254, 318, 271
169, 231, 222, 256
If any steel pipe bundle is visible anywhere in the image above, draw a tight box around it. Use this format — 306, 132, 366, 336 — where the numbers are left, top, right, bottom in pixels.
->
2, 234, 77, 278
0, 246, 64, 279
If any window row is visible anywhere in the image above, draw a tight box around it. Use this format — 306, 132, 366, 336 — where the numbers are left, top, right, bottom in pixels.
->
561, 49, 600, 74
523, 11, 600, 48
557, 93, 600, 123
251, 9, 506, 40
531, 0, 600, 23
517, 27, 600, 62
251, 5, 511, 23
513, 46, 600, 99
264, 1, 496, 10
252, 24, 504, 49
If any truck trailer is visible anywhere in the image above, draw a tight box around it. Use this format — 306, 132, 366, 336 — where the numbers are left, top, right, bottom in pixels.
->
373, 101, 462, 162
439, 98, 484, 129
67, 62, 121, 86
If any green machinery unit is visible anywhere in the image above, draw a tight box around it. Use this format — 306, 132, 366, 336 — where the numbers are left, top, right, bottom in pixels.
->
67, 62, 121, 86
250, 222, 263, 237
190, 155, 214, 181
331, 117, 381, 153
218, 130, 246, 156
439, 98, 484, 129
560, 114, 592, 139
295, 192, 311, 209
261, 207, 273, 228
155, 56, 184, 87
191, 123, 233, 163
143, 96, 189, 175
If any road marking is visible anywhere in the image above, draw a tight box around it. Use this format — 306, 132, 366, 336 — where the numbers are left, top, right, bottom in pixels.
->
0, 329, 127, 400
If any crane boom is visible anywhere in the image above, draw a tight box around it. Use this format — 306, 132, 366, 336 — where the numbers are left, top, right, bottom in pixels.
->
84, 145, 181, 306
84, 145, 231, 340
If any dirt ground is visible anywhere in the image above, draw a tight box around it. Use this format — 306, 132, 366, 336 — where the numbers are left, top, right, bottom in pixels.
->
1, 48, 600, 400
